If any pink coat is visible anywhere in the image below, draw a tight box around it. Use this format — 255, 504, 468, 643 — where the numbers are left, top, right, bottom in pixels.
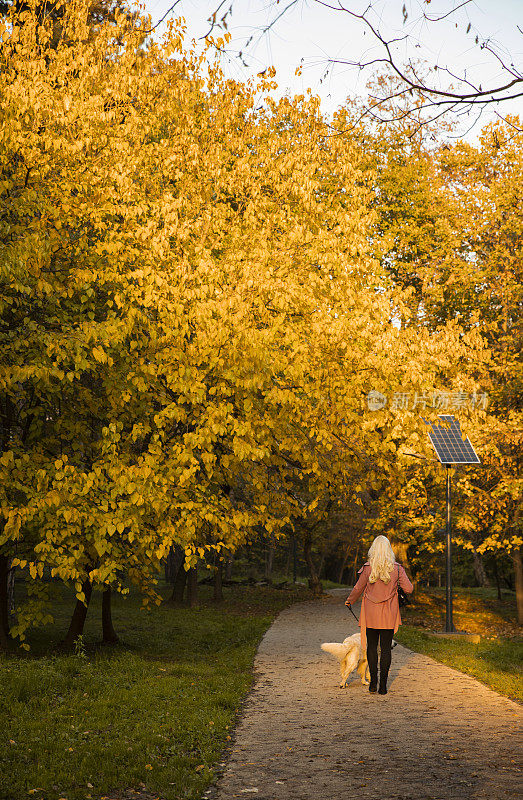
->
346, 562, 413, 649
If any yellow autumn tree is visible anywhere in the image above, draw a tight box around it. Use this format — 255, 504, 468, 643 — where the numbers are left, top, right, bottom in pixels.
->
0, 1, 383, 640
0, 1, 493, 646
437, 122, 523, 621
357, 110, 522, 618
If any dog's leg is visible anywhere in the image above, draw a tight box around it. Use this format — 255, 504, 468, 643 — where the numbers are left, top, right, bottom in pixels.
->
357, 659, 369, 685
340, 663, 347, 688
340, 657, 351, 688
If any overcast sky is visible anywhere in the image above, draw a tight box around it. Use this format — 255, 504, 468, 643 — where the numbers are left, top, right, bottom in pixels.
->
141, 1, 523, 138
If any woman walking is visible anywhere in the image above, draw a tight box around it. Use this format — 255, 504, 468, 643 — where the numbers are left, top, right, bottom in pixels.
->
345, 535, 413, 695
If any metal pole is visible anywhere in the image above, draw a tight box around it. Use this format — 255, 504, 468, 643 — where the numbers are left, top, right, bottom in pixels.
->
445, 466, 454, 632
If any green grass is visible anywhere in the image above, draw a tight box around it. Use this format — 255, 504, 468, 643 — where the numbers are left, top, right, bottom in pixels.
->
1, 581, 312, 800
395, 586, 522, 704
319, 579, 348, 590
4, 582, 521, 800
401, 585, 520, 639
395, 627, 522, 703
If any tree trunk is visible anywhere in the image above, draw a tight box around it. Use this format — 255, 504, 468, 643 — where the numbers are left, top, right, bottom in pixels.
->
265, 536, 275, 584
7, 562, 15, 614
187, 567, 198, 607
61, 578, 92, 648
493, 557, 502, 600
168, 545, 187, 603
0, 620, 8, 650
213, 562, 223, 602
472, 550, 490, 587
285, 539, 292, 577
0, 555, 10, 648
502, 568, 514, 590
164, 546, 177, 584
170, 566, 187, 604
317, 545, 326, 581
303, 535, 323, 595
101, 586, 119, 643
224, 553, 234, 581
351, 545, 361, 585
337, 543, 352, 585
512, 546, 523, 625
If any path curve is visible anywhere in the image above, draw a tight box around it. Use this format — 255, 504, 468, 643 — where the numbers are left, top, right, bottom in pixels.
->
210, 590, 522, 800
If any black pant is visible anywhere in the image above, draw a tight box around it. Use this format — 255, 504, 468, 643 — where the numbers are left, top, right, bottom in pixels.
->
366, 628, 394, 681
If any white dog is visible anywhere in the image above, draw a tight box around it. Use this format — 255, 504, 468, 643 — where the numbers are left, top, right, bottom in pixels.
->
321, 633, 370, 688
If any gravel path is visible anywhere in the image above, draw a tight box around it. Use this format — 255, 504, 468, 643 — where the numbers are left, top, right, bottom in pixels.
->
210, 590, 522, 800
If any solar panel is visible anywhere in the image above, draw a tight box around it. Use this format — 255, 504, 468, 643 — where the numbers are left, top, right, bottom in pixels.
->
424, 415, 481, 465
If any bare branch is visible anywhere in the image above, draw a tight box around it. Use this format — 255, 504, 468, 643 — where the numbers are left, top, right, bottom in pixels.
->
246, 0, 301, 52
200, 0, 230, 40
423, 0, 472, 24
311, 1, 523, 130
328, 2, 523, 103
151, 1, 522, 131
142, 1, 184, 35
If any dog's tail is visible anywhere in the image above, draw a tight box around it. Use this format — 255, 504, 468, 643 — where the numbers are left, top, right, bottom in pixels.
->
321, 642, 351, 660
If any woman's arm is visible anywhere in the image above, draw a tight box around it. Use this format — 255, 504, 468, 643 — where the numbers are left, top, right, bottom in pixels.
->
345, 566, 369, 606
398, 565, 414, 594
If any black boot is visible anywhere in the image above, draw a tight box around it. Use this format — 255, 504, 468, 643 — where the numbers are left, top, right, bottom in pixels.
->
378, 669, 388, 695
369, 671, 378, 693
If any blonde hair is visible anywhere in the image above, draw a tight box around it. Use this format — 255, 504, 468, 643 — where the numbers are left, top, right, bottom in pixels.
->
368, 535, 396, 584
